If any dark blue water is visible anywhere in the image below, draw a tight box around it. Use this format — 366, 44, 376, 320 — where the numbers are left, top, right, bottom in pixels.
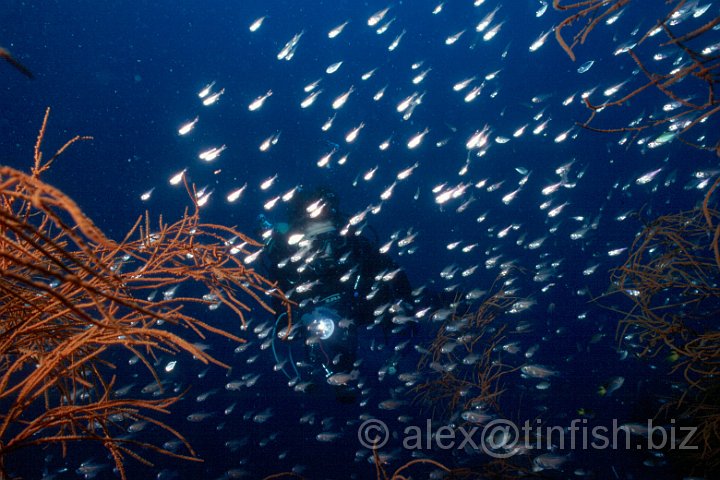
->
2, 1, 718, 479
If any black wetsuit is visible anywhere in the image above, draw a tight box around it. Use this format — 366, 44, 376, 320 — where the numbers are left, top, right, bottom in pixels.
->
263, 216, 415, 400
265, 222, 413, 331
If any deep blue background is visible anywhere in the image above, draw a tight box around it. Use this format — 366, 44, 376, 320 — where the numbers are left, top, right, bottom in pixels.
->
2, 1, 718, 478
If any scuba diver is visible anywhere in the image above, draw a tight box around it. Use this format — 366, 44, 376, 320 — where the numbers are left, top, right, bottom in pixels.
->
260, 186, 417, 403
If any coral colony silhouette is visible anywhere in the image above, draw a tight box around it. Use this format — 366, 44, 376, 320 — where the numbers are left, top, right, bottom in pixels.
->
0, 109, 290, 479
